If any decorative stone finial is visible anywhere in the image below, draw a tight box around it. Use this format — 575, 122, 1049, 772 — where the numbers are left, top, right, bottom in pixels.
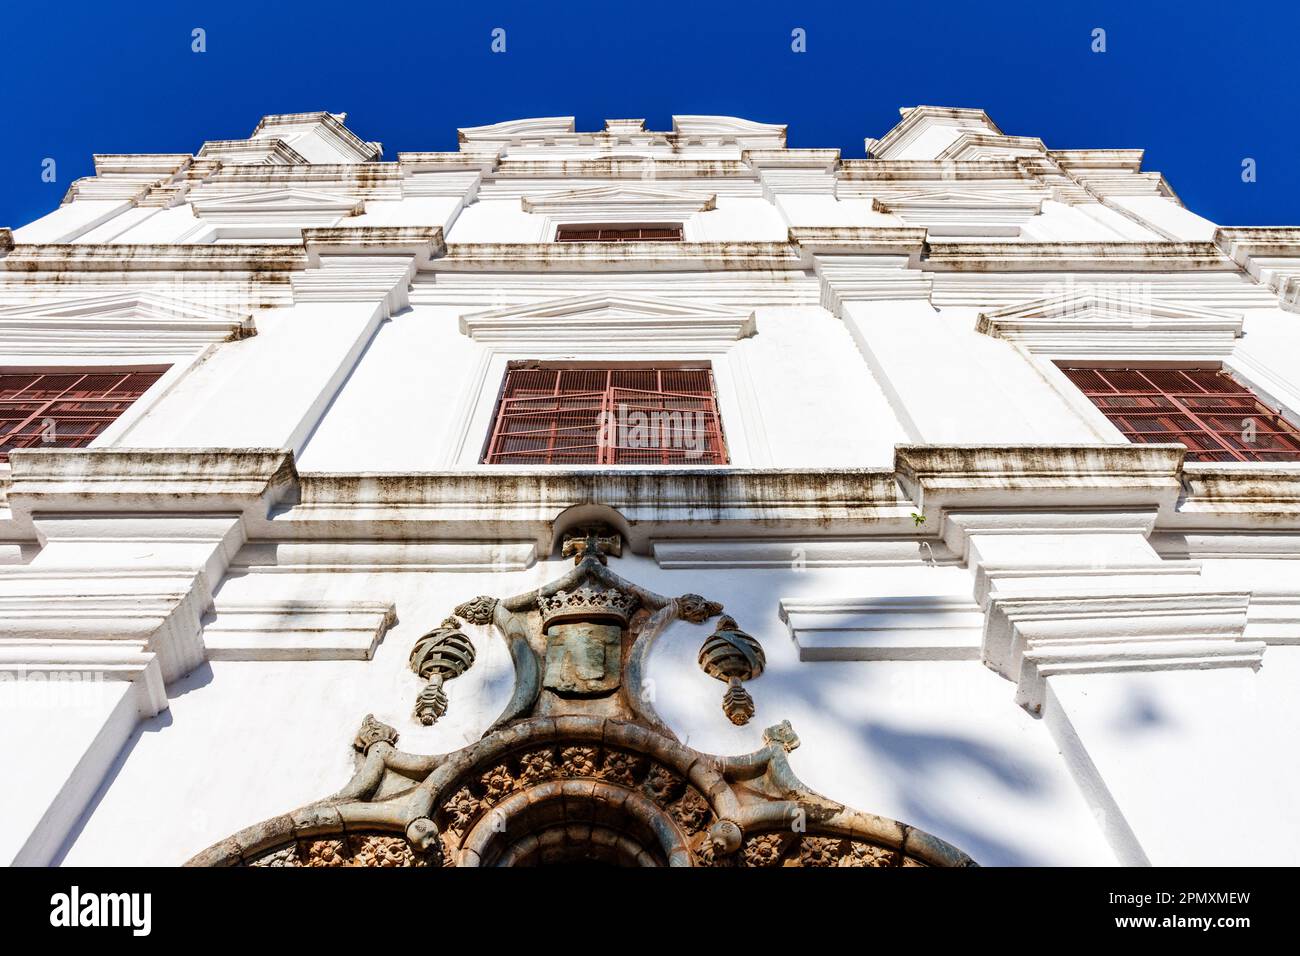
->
353, 714, 399, 754
698, 615, 765, 725
762, 720, 800, 753
677, 593, 723, 624
409, 617, 477, 725
453, 595, 498, 625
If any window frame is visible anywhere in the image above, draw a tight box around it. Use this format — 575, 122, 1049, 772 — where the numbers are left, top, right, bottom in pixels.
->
480, 362, 729, 466
445, 351, 765, 468
553, 224, 685, 244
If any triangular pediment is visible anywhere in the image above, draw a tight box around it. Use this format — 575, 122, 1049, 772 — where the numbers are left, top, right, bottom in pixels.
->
190, 188, 364, 216
0, 289, 247, 326
0, 289, 254, 357
521, 184, 716, 214
977, 290, 1243, 355
459, 293, 755, 349
879, 189, 1045, 209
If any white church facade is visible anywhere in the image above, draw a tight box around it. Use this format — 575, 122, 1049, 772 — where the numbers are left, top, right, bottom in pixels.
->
2, 106, 1299, 867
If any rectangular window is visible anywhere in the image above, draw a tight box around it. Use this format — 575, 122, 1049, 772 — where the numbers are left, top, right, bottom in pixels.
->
0, 367, 167, 462
1060, 365, 1300, 462
483, 364, 728, 465
554, 224, 683, 243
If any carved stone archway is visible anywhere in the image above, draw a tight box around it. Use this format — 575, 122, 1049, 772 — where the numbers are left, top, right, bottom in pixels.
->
188, 528, 977, 868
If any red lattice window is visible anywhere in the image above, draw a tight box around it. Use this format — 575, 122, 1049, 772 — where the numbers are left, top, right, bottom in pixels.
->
0, 368, 167, 463
483, 365, 728, 465
554, 224, 683, 243
1061, 365, 1300, 462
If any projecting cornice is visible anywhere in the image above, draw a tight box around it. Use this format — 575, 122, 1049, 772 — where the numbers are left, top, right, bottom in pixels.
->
788, 226, 927, 257
493, 158, 752, 179
922, 240, 1233, 272
6, 446, 1300, 546
301, 226, 445, 266
671, 115, 787, 148
188, 187, 366, 222
895, 443, 1188, 513
458, 116, 576, 144
1215, 227, 1300, 313
0, 243, 307, 273
436, 241, 800, 272
839, 159, 1030, 182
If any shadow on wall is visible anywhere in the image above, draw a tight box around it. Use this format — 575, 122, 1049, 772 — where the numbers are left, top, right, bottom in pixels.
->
768, 662, 1048, 867
49, 664, 214, 866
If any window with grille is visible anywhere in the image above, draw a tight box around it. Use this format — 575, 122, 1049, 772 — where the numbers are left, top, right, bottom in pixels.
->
0, 368, 167, 462
1060, 365, 1300, 462
554, 224, 683, 243
482, 365, 728, 465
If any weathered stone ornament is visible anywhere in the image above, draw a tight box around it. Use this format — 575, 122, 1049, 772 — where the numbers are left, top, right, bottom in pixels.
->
408, 617, 476, 725
561, 527, 622, 565
191, 528, 975, 869
698, 615, 765, 725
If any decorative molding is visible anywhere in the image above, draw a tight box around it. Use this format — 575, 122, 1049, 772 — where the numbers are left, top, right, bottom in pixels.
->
520, 184, 716, 215
1216, 227, 1300, 314
437, 240, 799, 272
457, 292, 755, 348
671, 115, 787, 148
868, 106, 1003, 160
872, 189, 1045, 236
975, 290, 1244, 355
458, 116, 576, 144
652, 537, 959, 568
0, 288, 255, 357
188, 187, 364, 224
780, 595, 983, 661
202, 600, 396, 660
923, 240, 1234, 272
984, 588, 1259, 713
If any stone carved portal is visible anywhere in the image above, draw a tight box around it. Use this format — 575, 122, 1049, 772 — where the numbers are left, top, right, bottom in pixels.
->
188, 529, 976, 868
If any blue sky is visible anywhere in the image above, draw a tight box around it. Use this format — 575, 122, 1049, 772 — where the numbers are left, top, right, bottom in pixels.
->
2, 1, 1297, 229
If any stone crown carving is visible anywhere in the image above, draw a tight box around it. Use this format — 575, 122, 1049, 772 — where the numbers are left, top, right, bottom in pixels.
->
538, 584, 638, 628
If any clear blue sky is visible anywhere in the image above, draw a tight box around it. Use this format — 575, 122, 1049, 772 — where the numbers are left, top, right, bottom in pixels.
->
2, 0, 1297, 230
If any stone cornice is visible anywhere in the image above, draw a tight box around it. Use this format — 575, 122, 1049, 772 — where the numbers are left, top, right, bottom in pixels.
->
839, 159, 1030, 181
895, 444, 1186, 512
91, 153, 193, 177
0, 228, 12, 254
435, 241, 800, 272
742, 148, 840, 171
301, 226, 445, 266
922, 241, 1233, 272
492, 158, 753, 180
789, 226, 928, 257
397, 151, 500, 173
0, 243, 306, 273
3, 448, 298, 525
